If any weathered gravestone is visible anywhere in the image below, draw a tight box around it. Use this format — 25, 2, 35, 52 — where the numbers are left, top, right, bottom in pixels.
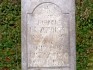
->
21, 0, 76, 70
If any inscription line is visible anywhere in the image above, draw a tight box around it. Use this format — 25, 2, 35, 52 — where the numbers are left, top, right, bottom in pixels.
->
28, 66, 70, 69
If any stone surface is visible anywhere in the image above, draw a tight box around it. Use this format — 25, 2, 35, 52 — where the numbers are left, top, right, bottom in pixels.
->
22, 0, 76, 70
28, 67, 70, 70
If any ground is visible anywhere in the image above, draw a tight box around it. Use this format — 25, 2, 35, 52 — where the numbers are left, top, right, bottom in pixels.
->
0, 0, 93, 70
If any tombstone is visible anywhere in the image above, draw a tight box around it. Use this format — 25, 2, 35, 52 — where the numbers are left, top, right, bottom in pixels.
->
21, 0, 76, 70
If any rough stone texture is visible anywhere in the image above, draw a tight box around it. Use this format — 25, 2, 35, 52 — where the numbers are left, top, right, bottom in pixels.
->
21, 0, 76, 70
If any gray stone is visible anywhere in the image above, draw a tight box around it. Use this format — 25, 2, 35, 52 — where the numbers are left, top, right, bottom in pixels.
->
21, 0, 76, 70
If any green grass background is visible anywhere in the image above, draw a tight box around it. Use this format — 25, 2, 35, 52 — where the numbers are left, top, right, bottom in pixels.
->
0, 0, 93, 70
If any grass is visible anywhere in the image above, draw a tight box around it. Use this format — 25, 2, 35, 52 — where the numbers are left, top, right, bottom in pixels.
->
0, 0, 21, 70
76, 0, 93, 70
0, 0, 93, 70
